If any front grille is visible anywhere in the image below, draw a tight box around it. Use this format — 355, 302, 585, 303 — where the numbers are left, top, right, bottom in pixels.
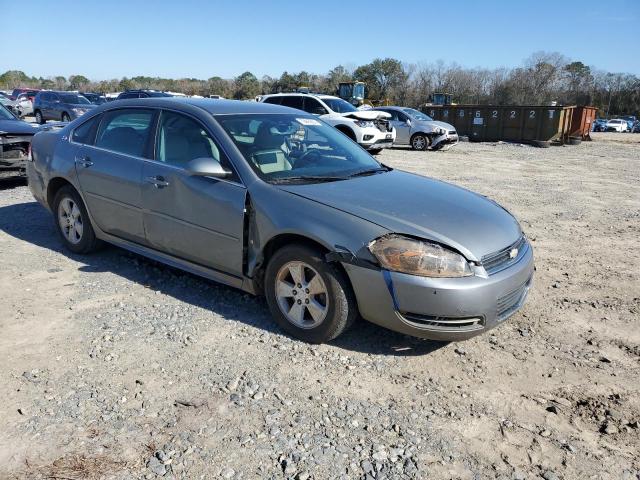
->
481, 236, 527, 275
374, 119, 391, 132
497, 280, 530, 319
400, 312, 484, 332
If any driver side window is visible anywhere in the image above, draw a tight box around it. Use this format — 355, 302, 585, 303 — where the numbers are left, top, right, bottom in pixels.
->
155, 111, 238, 181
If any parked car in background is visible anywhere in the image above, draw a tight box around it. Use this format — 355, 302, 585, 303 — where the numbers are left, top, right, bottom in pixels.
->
9, 88, 40, 101
0, 93, 23, 116
33, 91, 96, 124
592, 119, 608, 132
374, 106, 458, 150
27, 98, 533, 343
80, 92, 107, 105
259, 93, 395, 154
605, 119, 629, 132
632, 121, 640, 133
116, 89, 173, 99
0, 103, 40, 178
14, 93, 34, 117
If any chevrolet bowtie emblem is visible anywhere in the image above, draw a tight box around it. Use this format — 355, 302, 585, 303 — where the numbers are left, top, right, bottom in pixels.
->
509, 248, 518, 259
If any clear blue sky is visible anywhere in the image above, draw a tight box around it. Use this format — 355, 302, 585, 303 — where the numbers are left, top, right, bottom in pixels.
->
1, 0, 638, 80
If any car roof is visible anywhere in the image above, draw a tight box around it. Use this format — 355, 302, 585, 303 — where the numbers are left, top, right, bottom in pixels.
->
262, 92, 340, 101
92, 97, 307, 115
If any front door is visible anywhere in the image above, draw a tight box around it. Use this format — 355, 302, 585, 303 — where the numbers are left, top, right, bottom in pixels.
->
141, 110, 246, 276
391, 110, 411, 144
75, 108, 155, 245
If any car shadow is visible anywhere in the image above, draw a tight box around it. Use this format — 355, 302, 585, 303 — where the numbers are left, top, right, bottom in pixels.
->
0, 201, 447, 357
0, 176, 27, 190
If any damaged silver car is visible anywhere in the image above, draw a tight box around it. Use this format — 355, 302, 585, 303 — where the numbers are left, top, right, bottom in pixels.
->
27, 98, 533, 343
377, 106, 459, 150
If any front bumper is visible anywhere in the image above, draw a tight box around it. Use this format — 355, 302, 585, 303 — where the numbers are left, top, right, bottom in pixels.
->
431, 132, 459, 150
344, 240, 534, 341
357, 126, 396, 150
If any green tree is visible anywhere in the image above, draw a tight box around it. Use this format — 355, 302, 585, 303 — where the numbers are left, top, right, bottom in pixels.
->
69, 75, 90, 90
354, 58, 407, 101
233, 71, 260, 99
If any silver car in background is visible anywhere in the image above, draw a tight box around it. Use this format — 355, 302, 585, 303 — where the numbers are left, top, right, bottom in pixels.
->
377, 106, 459, 150
27, 98, 533, 344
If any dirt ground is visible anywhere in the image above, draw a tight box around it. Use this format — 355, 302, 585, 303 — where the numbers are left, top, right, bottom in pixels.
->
0, 132, 638, 480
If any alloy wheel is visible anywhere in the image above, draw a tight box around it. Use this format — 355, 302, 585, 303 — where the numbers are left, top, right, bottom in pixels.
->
412, 135, 426, 150
58, 197, 83, 244
275, 261, 329, 329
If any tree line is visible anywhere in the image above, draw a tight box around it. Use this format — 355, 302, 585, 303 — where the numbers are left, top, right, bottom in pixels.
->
1, 51, 638, 116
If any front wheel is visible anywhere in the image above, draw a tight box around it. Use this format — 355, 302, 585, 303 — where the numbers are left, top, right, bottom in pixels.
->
61, 112, 71, 122
264, 245, 358, 343
411, 133, 429, 150
53, 186, 101, 254
35, 110, 44, 124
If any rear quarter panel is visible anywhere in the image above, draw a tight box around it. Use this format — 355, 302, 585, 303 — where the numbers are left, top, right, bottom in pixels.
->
28, 129, 80, 210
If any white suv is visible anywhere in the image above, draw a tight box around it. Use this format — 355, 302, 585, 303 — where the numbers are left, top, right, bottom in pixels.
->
258, 93, 395, 153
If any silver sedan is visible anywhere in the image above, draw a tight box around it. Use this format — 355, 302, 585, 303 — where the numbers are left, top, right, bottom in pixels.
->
27, 98, 533, 343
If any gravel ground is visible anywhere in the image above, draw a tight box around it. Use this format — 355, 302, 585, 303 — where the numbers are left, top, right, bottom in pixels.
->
0, 133, 638, 480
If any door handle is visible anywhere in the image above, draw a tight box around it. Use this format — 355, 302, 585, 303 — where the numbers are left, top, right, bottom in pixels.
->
75, 156, 93, 168
145, 175, 170, 188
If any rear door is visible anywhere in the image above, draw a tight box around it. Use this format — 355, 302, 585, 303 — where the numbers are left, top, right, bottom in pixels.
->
75, 108, 155, 245
141, 109, 246, 276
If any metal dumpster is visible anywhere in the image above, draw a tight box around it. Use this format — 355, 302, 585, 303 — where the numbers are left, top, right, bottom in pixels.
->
568, 106, 597, 140
423, 105, 576, 145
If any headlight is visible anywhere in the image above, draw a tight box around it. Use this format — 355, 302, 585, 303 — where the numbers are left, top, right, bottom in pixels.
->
355, 120, 375, 128
368, 235, 472, 278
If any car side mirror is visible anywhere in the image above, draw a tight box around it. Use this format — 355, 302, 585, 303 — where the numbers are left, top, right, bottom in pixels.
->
186, 157, 231, 178
406, 119, 412, 126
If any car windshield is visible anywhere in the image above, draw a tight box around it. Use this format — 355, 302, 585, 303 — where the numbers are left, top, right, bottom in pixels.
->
148, 91, 173, 97
216, 114, 385, 183
0, 103, 16, 120
320, 98, 358, 113
403, 108, 433, 121
59, 93, 91, 104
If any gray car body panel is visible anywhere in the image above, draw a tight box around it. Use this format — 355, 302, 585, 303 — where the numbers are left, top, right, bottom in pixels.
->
27, 98, 533, 341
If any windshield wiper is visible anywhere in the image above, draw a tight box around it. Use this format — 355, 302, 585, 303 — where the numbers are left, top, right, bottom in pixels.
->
346, 167, 390, 178
270, 175, 346, 184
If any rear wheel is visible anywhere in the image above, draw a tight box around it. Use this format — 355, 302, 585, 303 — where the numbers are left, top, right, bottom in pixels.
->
35, 110, 44, 124
61, 112, 71, 122
53, 186, 101, 254
411, 133, 429, 150
265, 244, 358, 343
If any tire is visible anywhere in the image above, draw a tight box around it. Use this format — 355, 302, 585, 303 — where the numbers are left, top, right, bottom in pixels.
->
53, 185, 101, 254
368, 148, 383, 155
410, 133, 429, 151
567, 136, 582, 145
34, 110, 44, 124
531, 140, 551, 148
61, 112, 71, 122
264, 244, 358, 343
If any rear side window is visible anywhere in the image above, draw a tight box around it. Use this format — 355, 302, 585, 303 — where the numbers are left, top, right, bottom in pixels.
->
263, 96, 282, 105
280, 96, 303, 110
72, 114, 101, 145
95, 109, 154, 157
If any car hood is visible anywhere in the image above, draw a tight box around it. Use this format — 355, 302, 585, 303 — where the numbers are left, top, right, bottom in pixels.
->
0, 119, 40, 135
277, 170, 521, 260
416, 119, 455, 131
340, 110, 391, 121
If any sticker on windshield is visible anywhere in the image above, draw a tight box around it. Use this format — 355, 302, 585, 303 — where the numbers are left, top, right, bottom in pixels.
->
296, 118, 322, 126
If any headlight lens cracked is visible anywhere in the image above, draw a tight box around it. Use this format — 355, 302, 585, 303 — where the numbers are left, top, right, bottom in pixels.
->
369, 235, 472, 278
